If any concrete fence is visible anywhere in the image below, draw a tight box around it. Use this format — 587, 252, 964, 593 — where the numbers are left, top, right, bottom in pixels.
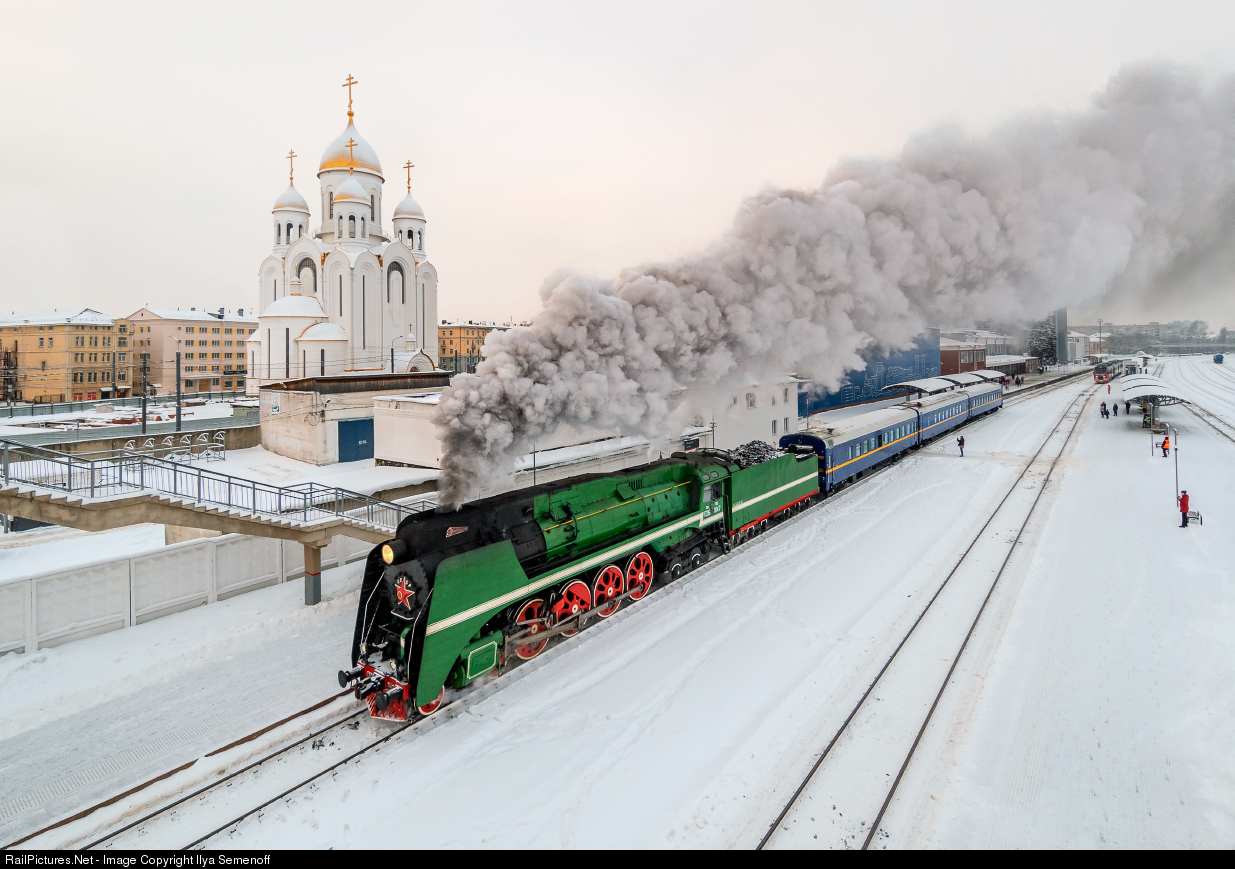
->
0, 532, 372, 655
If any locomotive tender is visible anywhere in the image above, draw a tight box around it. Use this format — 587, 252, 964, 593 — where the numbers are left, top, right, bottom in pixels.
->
342, 448, 819, 720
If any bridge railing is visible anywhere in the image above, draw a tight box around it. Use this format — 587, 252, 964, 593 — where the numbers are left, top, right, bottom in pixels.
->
0, 438, 433, 532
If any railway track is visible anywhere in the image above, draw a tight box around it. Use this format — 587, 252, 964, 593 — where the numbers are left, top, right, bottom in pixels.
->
7, 377, 1088, 850
1, 691, 361, 850
1162, 359, 1235, 443
758, 384, 1095, 850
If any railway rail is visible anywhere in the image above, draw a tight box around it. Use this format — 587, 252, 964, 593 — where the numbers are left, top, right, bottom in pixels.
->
6, 376, 1088, 850
758, 384, 1095, 850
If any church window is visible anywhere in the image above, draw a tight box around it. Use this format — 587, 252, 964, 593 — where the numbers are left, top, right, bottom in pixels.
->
287, 222, 293, 242
370, 195, 375, 221
298, 224, 303, 238
349, 216, 356, 238
277, 224, 281, 244
339, 276, 343, 315
361, 217, 366, 237
329, 191, 334, 218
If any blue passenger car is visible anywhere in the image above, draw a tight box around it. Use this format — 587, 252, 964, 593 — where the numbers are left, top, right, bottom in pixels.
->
781, 381, 1002, 494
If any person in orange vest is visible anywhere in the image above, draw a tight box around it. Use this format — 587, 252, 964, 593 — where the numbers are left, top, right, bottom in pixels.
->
1161, 435, 1170, 457
1178, 490, 1190, 527
1108, 384, 1111, 394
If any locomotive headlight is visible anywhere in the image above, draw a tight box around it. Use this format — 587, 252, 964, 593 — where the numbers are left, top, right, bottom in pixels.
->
381, 539, 409, 565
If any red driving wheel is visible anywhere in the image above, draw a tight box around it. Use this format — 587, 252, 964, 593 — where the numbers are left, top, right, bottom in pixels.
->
625, 551, 654, 600
550, 580, 592, 637
417, 686, 445, 716
593, 564, 625, 617
514, 597, 550, 660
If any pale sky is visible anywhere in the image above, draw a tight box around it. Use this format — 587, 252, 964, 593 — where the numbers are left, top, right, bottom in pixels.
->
4, 0, 1235, 327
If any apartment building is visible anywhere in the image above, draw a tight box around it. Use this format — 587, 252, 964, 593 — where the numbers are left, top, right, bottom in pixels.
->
0, 309, 133, 402
128, 308, 258, 394
437, 321, 516, 372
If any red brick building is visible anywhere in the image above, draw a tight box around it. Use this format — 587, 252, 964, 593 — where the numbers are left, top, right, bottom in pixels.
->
940, 338, 986, 375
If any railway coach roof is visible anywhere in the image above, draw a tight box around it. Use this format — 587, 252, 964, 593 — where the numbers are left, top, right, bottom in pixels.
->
879, 377, 958, 396
1119, 375, 1188, 405
804, 405, 918, 441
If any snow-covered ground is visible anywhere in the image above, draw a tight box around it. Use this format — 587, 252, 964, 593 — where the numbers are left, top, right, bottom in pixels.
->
0, 524, 166, 583
0, 399, 237, 438
215, 446, 436, 495
4, 369, 1232, 848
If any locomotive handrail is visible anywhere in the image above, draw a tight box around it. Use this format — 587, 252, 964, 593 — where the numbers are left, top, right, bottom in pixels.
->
0, 437, 431, 533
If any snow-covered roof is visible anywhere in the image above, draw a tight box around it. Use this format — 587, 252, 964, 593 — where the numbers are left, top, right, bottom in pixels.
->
940, 337, 983, 348
273, 184, 309, 213
939, 373, 986, 385
1120, 375, 1187, 405
986, 354, 1035, 364
394, 192, 424, 219
262, 295, 326, 319
298, 322, 347, 341
134, 308, 258, 324
880, 377, 956, 395
319, 121, 383, 179
334, 177, 368, 203
0, 308, 114, 326
804, 405, 918, 441
971, 369, 1013, 381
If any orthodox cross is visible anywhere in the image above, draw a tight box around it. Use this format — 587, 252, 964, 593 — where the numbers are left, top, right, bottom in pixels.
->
347, 138, 357, 174
342, 74, 359, 121
404, 160, 414, 193
287, 149, 296, 185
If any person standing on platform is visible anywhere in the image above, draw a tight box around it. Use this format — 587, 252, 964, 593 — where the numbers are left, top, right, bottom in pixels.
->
1108, 384, 1111, 394
1125, 400, 1131, 414
1178, 490, 1190, 527
1113, 402, 1118, 416
957, 435, 965, 457
1162, 435, 1170, 457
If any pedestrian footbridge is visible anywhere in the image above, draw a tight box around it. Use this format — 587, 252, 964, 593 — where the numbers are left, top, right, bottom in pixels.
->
0, 439, 433, 603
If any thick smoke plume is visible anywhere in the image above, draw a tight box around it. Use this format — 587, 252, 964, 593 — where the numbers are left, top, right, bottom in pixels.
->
434, 61, 1235, 506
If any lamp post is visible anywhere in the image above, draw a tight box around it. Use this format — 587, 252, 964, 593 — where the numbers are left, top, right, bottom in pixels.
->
389, 334, 404, 374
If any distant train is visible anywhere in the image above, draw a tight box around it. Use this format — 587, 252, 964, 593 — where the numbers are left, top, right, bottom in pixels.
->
779, 381, 1003, 491
1093, 361, 1123, 383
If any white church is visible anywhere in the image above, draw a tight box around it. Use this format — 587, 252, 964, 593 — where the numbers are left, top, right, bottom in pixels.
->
250, 81, 438, 387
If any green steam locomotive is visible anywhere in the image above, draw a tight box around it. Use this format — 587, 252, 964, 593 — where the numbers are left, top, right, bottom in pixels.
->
340, 445, 819, 720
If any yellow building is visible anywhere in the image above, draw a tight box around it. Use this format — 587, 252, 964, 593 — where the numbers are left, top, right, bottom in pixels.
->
437, 321, 516, 371
0, 309, 133, 403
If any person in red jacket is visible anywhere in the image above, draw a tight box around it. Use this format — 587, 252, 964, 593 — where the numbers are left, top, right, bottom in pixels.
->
1179, 491, 1190, 527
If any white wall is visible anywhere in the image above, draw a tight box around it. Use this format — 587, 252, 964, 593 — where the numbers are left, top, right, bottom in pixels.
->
0, 532, 373, 655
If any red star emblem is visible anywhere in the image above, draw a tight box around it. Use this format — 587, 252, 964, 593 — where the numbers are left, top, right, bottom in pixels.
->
394, 577, 415, 608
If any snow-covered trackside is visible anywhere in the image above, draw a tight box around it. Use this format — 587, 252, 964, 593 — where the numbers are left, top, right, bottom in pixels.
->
6, 370, 1233, 849
0, 561, 367, 847
876, 361, 1235, 847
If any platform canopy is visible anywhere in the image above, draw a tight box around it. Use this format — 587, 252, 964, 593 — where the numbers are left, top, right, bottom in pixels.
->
1119, 375, 1188, 406
938, 372, 986, 386
970, 370, 1011, 382
880, 377, 958, 396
